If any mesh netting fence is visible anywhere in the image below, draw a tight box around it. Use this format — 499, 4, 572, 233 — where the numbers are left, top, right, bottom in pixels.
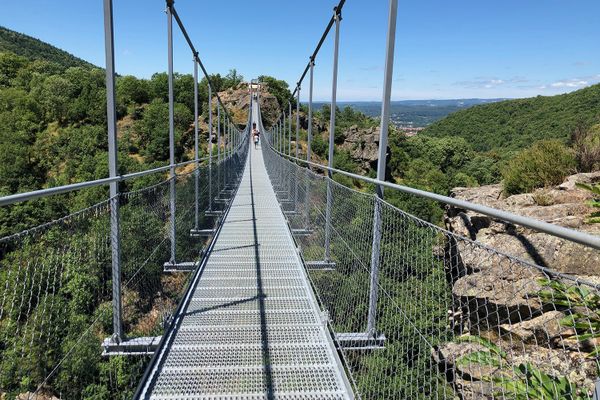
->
0, 135, 247, 399
262, 138, 600, 400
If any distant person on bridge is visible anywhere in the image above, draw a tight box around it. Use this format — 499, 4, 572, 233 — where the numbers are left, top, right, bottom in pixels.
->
252, 122, 260, 149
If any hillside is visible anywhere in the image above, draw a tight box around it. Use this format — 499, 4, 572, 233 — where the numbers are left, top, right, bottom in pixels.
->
423, 83, 600, 153
0, 26, 96, 69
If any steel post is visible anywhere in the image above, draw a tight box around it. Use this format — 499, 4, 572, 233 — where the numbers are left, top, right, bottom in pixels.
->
167, 1, 177, 264
277, 118, 281, 153
305, 61, 314, 228
227, 122, 231, 183
208, 85, 213, 212
217, 103, 221, 196
296, 86, 301, 159
325, 9, 341, 261
288, 102, 292, 156
104, 0, 122, 343
288, 101, 299, 211
367, 0, 397, 336
193, 57, 199, 230
307, 61, 314, 163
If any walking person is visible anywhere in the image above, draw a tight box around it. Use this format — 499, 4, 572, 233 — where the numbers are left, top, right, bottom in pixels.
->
252, 122, 260, 149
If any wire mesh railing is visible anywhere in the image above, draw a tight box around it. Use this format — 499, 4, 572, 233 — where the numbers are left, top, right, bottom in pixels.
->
262, 134, 600, 400
0, 136, 247, 399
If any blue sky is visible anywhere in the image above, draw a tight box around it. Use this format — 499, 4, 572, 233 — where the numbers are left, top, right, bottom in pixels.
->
1, 0, 599, 101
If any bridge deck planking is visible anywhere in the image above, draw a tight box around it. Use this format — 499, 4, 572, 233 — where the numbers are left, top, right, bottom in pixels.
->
136, 104, 353, 399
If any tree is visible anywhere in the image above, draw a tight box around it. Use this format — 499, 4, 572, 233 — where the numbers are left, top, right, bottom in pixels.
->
0, 52, 29, 87
258, 75, 293, 107
224, 69, 243, 89
117, 75, 150, 106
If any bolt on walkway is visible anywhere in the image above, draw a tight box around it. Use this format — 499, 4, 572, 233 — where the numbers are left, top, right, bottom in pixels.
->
136, 104, 353, 399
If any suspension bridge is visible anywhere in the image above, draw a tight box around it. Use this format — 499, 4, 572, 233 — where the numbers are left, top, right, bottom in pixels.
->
2, 0, 600, 399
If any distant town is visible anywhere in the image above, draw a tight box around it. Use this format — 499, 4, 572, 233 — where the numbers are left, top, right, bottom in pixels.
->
313, 99, 506, 130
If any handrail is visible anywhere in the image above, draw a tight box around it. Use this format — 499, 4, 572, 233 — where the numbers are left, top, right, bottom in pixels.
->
0, 157, 209, 207
265, 138, 600, 251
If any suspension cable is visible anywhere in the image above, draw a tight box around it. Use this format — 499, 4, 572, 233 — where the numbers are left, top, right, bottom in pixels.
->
168, 1, 243, 130
291, 0, 345, 97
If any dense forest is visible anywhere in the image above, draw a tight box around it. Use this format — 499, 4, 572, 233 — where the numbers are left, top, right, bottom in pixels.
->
0, 27, 96, 70
0, 28, 250, 237
297, 84, 600, 221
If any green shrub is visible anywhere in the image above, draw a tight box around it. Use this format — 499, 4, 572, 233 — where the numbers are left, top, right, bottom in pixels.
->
502, 140, 576, 195
312, 133, 328, 159
576, 182, 600, 223
572, 124, 600, 172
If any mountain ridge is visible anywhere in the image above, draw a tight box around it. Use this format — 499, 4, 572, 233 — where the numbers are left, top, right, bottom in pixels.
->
0, 26, 97, 69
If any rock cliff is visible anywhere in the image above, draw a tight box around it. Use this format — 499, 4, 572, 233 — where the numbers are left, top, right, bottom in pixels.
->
434, 172, 600, 398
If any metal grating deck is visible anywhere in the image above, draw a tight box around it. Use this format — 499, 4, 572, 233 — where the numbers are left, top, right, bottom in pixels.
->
136, 104, 353, 399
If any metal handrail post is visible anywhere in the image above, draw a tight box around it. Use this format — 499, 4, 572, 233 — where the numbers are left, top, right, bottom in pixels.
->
227, 122, 231, 184
193, 57, 199, 230
305, 63, 313, 228
217, 103, 221, 196
296, 86, 301, 159
208, 85, 213, 212
288, 102, 292, 156
367, 0, 397, 336
104, 0, 122, 343
291, 99, 297, 210
325, 8, 341, 261
167, 0, 177, 264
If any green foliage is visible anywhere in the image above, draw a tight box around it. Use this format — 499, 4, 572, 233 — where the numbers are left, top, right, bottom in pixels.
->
502, 140, 576, 195
134, 99, 192, 162
572, 124, 600, 172
312, 133, 328, 159
456, 335, 591, 399
258, 75, 293, 107
424, 84, 600, 153
0, 27, 96, 70
537, 279, 600, 356
117, 75, 150, 106
576, 182, 600, 223
224, 69, 243, 89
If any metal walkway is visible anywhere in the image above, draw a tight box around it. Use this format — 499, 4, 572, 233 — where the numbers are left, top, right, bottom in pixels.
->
136, 104, 353, 399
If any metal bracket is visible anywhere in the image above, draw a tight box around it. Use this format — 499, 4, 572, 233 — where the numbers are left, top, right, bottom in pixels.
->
335, 332, 386, 350
292, 228, 313, 236
163, 261, 198, 272
102, 336, 162, 356
204, 210, 224, 217
305, 260, 336, 270
190, 228, 216, 237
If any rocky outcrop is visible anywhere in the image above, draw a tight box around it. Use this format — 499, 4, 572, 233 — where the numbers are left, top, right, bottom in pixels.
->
445, 172, 600, 276
433, 340, 597, 399
216, 83, 252, 126
339, 125, 381, 172
435, 172, 600, 398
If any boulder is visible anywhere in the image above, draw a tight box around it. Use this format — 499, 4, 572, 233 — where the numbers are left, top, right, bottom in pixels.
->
432, 341, 501, 381
499, 310, 572, 345
452, 263, 547, 327
445, 172, 600, 275
558, 171, 600, 191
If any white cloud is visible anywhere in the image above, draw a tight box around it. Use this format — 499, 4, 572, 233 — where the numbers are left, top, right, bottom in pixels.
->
455, 76, 528, 89
550, 79, 588, 88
